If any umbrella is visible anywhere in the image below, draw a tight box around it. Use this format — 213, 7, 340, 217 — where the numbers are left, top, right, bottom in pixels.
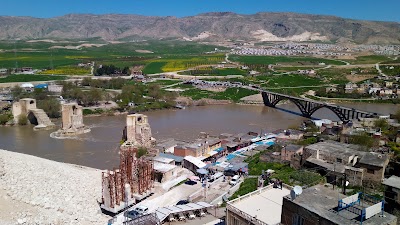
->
196, 168, 209, 175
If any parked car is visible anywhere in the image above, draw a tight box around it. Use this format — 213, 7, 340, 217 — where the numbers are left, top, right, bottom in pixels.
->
176, 200, 189, 205
134, 205, 149, 215
124, 210, 140, 219
229, 175, 240, 186
185, 180, 197, 185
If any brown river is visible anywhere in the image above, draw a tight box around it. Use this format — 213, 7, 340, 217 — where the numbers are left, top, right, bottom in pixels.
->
0, 103, 398, 169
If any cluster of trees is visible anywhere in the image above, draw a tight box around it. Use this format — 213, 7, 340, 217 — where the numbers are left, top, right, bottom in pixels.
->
61, 81, 104, 107
116, 83, 177, 110
81, 77, 127, 90
242, 64, 271, 73
10, 87, 61, 118
95, 65, 129, 76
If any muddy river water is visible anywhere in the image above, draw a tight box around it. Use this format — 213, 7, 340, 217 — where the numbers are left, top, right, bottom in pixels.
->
0, 103, 398, 169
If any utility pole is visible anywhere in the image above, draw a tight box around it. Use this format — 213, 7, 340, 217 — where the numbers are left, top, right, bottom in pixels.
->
14, 41, 18, 70
333, 163, 336, 190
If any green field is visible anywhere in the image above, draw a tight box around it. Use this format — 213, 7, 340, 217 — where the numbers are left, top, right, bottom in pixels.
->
0, 40, 225, 71
229, 55, 346, 66
180, 67, 248, 76
350, 55, 390, 64
38, 66, 91, 75
258, 74, 323, 87
143, 62, 167, 74
0, 74, 66, 83
181, 87, 258, 101
381, 65, 400, 76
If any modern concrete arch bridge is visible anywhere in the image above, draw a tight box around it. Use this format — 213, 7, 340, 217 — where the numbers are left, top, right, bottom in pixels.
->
260, 91, 379, 122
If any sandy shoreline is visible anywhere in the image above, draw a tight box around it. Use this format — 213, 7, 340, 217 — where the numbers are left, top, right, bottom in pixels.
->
0, 149, 110, 225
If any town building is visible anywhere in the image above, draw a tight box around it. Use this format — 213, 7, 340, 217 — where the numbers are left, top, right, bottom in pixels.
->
226, 184, 291, 225
382, 175, 400, 213
0, 68, 7, 75
183, 155, 206, 173
281, 144, 303, 162
345, 82, 358, 93
303, 141, 389, 186
281, 184, 397, 225
155, 138, 177, 154
48, 84, 63, 93
158, 153, 183, 166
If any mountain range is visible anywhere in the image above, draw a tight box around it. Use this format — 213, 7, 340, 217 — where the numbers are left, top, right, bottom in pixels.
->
0, 12, 399, 44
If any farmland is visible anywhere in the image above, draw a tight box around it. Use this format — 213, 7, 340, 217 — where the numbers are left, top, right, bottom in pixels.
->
0, 74, 66, 83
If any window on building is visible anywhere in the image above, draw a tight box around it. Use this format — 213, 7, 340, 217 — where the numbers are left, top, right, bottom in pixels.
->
367, 168, 375, 174
336, 158, 342, 163
292, 214, 304, 225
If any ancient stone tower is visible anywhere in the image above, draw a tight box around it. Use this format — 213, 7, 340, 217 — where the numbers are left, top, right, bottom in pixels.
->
55, 102, 90, 135
62, 103, 84, 130
125, 114, 154, 148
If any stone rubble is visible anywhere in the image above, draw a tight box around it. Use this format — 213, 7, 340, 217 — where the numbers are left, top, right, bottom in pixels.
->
0, 149, 110, 225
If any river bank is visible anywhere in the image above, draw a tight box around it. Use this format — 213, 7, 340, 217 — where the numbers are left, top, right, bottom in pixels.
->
0, 149, 110, 225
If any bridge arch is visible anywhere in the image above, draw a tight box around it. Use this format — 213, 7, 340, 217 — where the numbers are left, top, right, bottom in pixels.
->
308, 105, 348, 121
27, 111, 39, 125
270, 97, 309, 117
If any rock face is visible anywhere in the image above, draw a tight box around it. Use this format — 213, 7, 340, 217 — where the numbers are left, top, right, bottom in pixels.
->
0, 149, 109, 224
0, 12, 399, 44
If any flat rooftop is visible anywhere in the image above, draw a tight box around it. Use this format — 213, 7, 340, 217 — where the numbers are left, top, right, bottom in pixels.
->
305, 141, 366, 158
153, 162, 177, 173
286, 185, 397, 225
228, 185, 291, 225
383, 175, 400, 189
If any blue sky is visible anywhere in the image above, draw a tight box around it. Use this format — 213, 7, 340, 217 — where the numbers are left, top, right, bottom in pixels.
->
1, 0, 399, 22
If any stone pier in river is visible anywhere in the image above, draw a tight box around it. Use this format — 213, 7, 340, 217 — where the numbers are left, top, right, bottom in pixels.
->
12, 98, 55, 130
54, 102, 90, 136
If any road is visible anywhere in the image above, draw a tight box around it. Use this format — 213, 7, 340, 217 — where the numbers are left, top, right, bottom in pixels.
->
376, 62, 386, 77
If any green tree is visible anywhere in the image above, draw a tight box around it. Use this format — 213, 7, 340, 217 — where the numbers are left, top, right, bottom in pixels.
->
392, 109, 400, 121
17, 114, 28, 126
11, 85, 25, 101
348, 133, 376, 150
0, 114, 10, 125
137, 147, 148, 158
374, 119, 389, 132
37, 98, 61, 118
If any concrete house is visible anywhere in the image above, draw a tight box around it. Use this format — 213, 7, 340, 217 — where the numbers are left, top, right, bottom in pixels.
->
281, 185, 397, 225
382, 176, 400, 213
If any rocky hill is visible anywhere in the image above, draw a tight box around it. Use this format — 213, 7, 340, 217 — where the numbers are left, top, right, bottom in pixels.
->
0, 12, 399, 44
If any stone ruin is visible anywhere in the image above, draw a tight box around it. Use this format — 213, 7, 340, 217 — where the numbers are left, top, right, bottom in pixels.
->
12, 98, 55, 130
124, 114, 154, 148
101, 151, 154, 213
101, 113, 157, 213
120, 114, 158, 157
56, 103, 90, 136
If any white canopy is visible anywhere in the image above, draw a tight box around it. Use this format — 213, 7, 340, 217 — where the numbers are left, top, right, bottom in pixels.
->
21, 83, 34, 88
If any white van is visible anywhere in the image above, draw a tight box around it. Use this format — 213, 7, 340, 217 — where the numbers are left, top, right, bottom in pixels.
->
134, 205, 149, 215
229, 175, 240, 186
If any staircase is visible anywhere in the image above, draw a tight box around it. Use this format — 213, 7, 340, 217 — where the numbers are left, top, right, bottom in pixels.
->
29, 109, 56, 130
